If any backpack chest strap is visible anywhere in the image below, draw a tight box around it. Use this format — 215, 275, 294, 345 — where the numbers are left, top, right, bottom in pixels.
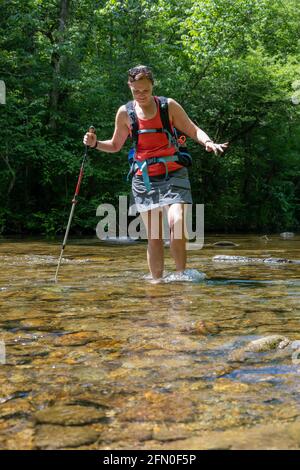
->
137, 128, 177, 148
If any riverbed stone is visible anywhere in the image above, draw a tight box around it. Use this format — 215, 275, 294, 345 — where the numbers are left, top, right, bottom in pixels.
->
103, 423, 153, 443
212, 255, 293, 264
181, 320, 220, 336
290, 340, 300, 350
160, 420, 300, 450
34, 404, 107, 425
120, 391, 195, 423
35, 425, 99, 449
152, 424, 190, 442
212, 241, 239, 247
4, 427, 34, 450
213, 378, 250, 393
53, 331, 99, 347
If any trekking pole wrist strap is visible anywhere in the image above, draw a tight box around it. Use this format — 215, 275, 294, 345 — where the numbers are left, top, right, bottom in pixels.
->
91, 140, 98, 149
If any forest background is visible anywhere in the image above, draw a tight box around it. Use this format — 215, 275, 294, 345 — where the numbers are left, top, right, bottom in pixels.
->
0, 0, 300, 236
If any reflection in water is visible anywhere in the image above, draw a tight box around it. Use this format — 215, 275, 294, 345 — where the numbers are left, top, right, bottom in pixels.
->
0, 235, 300, 449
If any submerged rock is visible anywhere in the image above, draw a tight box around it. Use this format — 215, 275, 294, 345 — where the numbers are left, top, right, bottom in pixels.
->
181, 320, 220, 336
53, 332, 98, 347
100, 237, 139, 245
213, 255, 299, 264
290, 340, 300, 351
35, 404, 107, 425
35, 425, 99, 449
263, 258, 292, 264
212, 241, 239, 247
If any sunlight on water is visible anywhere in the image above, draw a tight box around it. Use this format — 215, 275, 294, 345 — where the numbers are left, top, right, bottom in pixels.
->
163, 269, 206, 283
0, 235, 300, 450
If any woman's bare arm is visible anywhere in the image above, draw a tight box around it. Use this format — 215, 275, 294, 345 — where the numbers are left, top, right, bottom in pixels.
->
168, 98, 228, 155
83, 106, 129, 153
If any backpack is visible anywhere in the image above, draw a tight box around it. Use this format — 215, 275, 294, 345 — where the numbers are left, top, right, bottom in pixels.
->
126, 96, 192, 169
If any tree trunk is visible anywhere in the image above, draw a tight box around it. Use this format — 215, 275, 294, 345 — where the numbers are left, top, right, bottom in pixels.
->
48, 0, 70, 131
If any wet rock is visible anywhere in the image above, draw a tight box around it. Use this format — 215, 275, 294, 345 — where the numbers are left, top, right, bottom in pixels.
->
0, 398, 33, 420
290, 340, 300, 350
246, 335, 290, 353
213, 255, 296, 264
53, 332, 98, 347
19, 319, 46, 329
5, 427, 34, 450
195, 320, 220, 335
100, 237, 138, 245
228, 348, 247, 363
35, 425, 99, 449
104, 423, 153, 443
260, 235, 270, 241
228, 335, 291, 362
152, 425, 190, 442
213, 378, 250, 394
213, 255, 261, 263
0, 382, 31, 400
34, 404, 107, 425
120, 392, 195, 423
264, 258, 291, 264
212, 241, 239, 247
182, 320, 220, 336
280, 232, 295, 239
160, 420, 300, 450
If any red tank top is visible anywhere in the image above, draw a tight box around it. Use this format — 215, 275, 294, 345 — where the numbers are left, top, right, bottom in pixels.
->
134, 97, 182, 176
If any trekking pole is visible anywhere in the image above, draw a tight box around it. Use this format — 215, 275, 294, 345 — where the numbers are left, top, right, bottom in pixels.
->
54, 126, 96, 282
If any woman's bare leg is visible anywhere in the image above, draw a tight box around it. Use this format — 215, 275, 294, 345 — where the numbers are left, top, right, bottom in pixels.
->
165, 203, 186, 272
141, 208, 164, 279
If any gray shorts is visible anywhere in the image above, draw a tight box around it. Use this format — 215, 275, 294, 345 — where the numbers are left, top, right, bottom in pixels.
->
129, 166, 193, 214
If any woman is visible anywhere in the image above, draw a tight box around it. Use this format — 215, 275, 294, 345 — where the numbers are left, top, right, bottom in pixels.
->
83, 65, 228, 280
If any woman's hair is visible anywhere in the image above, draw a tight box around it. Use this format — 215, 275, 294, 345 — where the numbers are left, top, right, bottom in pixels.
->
128, 65, 154, 84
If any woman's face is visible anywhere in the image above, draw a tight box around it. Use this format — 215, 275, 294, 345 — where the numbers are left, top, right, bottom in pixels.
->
128, 78, 153, 106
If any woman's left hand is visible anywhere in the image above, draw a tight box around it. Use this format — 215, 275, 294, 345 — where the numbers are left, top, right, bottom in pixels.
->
205, 141, 229, 155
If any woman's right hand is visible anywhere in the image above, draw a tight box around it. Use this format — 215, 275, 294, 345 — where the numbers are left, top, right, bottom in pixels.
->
83, 127, 97, 148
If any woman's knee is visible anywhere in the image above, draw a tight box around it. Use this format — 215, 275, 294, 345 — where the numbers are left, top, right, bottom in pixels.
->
141, 208, 163, 240
168, 205, 185, 238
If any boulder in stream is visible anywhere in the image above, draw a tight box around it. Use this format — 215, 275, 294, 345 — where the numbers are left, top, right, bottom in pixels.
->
228, 335, 291, 362
280, 232, 295, 239
246, 335, 290, 353
213, 255, 299, 264
212, 241, 239, 247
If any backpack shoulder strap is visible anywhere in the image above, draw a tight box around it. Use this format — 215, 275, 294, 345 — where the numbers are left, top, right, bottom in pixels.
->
125, 100, 139, 147
157, 96, 173, 136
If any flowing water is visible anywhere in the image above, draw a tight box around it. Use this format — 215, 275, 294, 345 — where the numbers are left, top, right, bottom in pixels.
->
0, 235, 299, 450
